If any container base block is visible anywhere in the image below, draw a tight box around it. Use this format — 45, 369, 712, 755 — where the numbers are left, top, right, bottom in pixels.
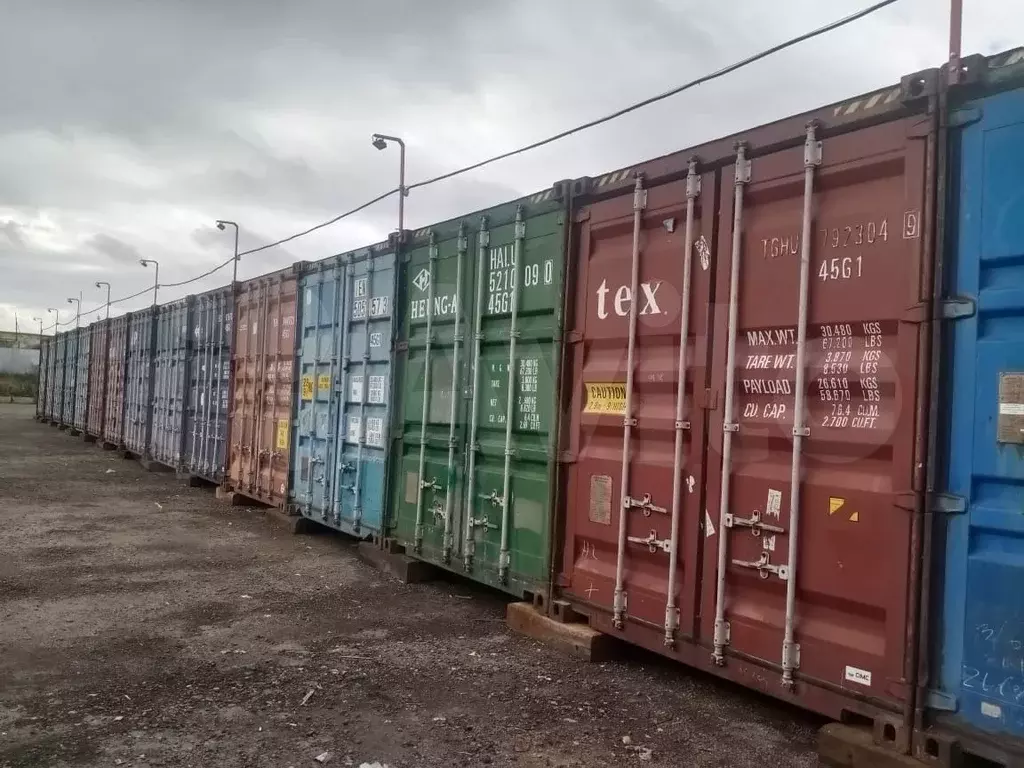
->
139, 458, 173, 473
214, 486, 250, 507
819, 724, 924, 768
506, 601, 620, 663
266, 507, 313, 535
356, 542, 438, 584
81, 432, 97, 443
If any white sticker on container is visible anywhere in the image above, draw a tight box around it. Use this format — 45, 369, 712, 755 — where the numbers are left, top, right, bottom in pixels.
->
368, 375, 386, 404
354, 277, 368, 298
365, 416, 384, 447
844, 666, 872, 687
981, 701, 1002, 719
349, 375, 364, 402
766, 488, 782, 518
686, 475, 695, 493
704, 510, 716, 538
696, 235, 711, 271
346, 415, 361, 443
305, 288, 312, 306
1000, 403, 1024, 416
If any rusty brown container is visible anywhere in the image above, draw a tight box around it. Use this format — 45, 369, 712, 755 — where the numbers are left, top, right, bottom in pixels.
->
103, 314, 131, 448
86, 319, 111, 437
556, 67, 941, 737
225, 266, 301, 507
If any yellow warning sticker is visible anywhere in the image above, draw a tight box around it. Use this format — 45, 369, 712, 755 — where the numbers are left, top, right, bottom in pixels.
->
276, 420, 289, 450
828, 497, 845, 516
317, 374, 331, 392
584, 383, 627, 415
300, 375, 314, 401
849, 511, 860, 523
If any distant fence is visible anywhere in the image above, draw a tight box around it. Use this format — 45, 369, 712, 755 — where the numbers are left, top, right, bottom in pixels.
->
0, 348, 39, 375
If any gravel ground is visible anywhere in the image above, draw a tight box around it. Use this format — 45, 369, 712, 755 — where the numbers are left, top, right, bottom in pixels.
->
0, 403, 823, 767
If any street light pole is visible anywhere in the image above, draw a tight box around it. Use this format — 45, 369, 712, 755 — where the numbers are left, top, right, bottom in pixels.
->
371, 133, 407, 235
140, 259, 160, 306
66, 295, 81, 329
95, 281, 112, 320
216, 220, 240, 284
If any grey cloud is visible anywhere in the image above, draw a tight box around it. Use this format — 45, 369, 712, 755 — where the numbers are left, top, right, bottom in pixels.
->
87, 233, 142, 265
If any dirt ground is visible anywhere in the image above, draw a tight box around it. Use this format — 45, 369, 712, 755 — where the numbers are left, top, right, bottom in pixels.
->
0, 403, 823, 767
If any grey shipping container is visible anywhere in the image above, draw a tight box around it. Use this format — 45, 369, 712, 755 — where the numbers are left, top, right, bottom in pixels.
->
124, 308, 156, 458
52, 331, 71, 425
183, 286, 233, 484
71, 325, 91, 434
36, 337, 50, 419
149, 298, 193, 470
103, 314, 131, 449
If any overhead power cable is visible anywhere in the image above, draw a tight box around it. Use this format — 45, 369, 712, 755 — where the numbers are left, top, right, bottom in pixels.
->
41, 0, 900, 330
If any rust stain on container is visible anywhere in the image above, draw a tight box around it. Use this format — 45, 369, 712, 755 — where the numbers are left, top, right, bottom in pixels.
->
557, 80, 935, 726
225, 267, 300, 508
86, 319, 110, 438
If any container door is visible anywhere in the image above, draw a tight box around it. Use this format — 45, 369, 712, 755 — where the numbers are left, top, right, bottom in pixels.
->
335, 252, 395, 537
391, 227, 472, 562
470, 206, 565, 596
293, 268, 342, 526
938, 88, 1024, 737
560, 172, 716, 640
704, 119, 929, 705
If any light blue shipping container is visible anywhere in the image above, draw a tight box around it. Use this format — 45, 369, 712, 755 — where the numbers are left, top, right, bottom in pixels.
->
928, 70, 1024, 761
289, 243, 396, 538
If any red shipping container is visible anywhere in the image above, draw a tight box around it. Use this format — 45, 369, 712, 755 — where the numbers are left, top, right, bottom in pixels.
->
86, 319, 110, 438
225, 266, 302, 507
556, 68, 939, 740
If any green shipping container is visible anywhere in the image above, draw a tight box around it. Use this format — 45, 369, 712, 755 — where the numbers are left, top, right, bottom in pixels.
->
387, 187, 569, 599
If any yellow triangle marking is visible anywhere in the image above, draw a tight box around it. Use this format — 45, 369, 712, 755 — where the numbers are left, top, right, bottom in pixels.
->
849, 511, 859, 523
829, 497, 845, 516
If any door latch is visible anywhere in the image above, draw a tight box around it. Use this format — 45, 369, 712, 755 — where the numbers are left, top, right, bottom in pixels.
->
625, 494, 667, 516
627, 529, 671, 554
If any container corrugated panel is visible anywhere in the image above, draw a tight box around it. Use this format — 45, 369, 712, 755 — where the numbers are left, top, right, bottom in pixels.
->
60, 329, 79, 427
927, 82, 1024, 752
103, 314, 131, 448
388, 192, 568, 598
290, 244, 396, 537
71, 325, 91, 432
124, 308, 156, 457
149, 298, 193, 470
557, 66, 945, 724
183, 286, 233, 484
48, 332, 66, 422
36, 338, 50, 419
86, 320, 110, 437
226, 265, 301, 507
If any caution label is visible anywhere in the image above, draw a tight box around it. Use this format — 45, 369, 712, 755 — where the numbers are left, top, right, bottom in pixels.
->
317, 374, 331, 392
276, 420, 289, 450
584, 383, 627, 415
301, 375, 314, 401
829, 497, 845, 516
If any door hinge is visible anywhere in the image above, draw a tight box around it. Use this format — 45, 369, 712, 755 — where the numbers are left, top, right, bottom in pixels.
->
901, 297, 976, 324
573, 210, 591, 224
566, 330, 584, 344
948, 107, 983, 129
396, 341, 409, 352
925, 689, 958, 712
894, 491, 967, 515
558, 450, 577, 465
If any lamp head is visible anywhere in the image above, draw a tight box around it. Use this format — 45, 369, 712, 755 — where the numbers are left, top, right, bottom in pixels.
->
216, 221, 226, 231
371, 135, 387, 151
140, 258, 148, 267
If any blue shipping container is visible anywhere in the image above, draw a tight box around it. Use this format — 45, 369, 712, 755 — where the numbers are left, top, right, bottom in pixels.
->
935, 84, 1024, 743
289, 244, 396, 538
183, 286, 233, 484
150, 298, 193, 470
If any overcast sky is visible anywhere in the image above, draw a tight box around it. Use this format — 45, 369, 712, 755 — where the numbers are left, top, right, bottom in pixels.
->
0, 0, 1017, 333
